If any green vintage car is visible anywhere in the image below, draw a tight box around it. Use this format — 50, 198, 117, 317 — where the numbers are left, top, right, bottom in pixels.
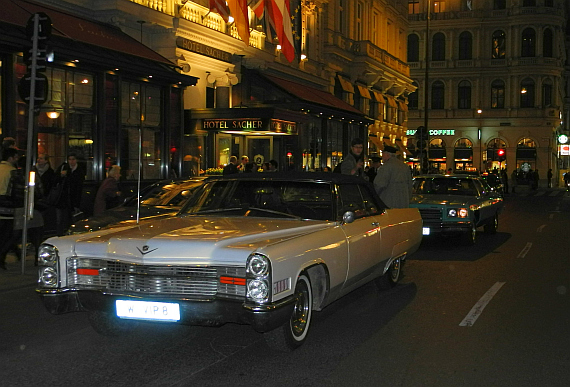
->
410, 174, 504, 245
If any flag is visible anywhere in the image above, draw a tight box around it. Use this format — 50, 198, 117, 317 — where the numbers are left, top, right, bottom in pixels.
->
209, 0, 230, 22
227, 0, 250, 44
268, 0, 295, 62
249, 0, 265, 18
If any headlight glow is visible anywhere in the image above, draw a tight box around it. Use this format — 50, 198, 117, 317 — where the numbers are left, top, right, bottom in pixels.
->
448, 209, 457, 217
40, 267, 58, 287
247, 279, 269, 301
458, 208, 469, 217
38, 244, 58, 266
247, 254, 269, 276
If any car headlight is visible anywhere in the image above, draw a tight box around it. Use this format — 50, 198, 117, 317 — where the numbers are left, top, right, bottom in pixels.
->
246, 253, 271, 303
247, 254, 269, 276
38, 244, 58, 266
448, 208, 468, 218
39, 267, 58, 287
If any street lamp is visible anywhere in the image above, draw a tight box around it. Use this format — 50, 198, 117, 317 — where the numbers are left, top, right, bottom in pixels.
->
477, 108, 482, 172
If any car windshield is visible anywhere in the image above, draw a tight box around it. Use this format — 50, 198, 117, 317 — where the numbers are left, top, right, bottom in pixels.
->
124, 181, 202, 208
413, 177, 479, 196
181, 180, 334, 220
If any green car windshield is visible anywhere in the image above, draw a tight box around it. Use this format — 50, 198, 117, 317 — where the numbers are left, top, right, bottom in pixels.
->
413, 177, 478, 196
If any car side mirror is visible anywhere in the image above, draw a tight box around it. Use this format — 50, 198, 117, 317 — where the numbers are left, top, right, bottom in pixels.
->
342, 211, 355, 224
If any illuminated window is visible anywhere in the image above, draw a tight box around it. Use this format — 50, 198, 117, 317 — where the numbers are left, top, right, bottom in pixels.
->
520, 78, 535, 108
433, 1, 446, 13
492, 30, 505, 59
408, 0, 420, 14
491, 79, 505, 109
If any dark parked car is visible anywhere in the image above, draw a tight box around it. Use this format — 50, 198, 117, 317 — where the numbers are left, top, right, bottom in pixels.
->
68, 178, 205, 234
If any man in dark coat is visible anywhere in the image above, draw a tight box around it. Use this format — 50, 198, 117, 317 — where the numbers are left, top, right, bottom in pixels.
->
223, 156, 239, 175
53, 153, 85, 235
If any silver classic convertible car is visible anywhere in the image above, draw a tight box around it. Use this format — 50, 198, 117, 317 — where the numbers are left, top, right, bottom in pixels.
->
37, 173, 422, 351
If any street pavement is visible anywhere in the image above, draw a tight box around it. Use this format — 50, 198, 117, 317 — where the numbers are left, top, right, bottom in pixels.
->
1, 186, 567, 292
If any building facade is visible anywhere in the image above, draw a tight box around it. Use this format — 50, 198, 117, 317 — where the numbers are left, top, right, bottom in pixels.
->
407, 0, 569, 187
0, 0, 413, 182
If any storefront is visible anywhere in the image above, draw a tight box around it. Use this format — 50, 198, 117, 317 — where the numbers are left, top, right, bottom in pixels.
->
1, 0, 197, 190
183, 70, 372, 173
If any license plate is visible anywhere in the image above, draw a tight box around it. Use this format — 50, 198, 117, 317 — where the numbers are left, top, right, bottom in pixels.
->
422, 227, 431, 236
116, 300, 181, 321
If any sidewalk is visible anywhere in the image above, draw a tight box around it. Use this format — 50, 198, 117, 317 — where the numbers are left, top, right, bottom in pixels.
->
0, 250, 38, 291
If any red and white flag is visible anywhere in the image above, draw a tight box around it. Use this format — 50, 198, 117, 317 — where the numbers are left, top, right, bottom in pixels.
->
227, 0, 250, 44
209, 0, 230, 22
249, 0, 265, 18
268, 0, 295, 62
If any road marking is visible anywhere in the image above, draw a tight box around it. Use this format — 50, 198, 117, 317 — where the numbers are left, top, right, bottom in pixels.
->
459, 282, 506, 327
517, 242, 532, 258
537, 224, 546, 233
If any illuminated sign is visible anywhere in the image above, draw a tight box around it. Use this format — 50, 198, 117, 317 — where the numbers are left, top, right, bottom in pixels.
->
559, 134, 569, 144
271, 119, 297, 134
203, 119, 263, 130
560, 144, 570, 156
176, 37, 232, 63
406, 129, 455, 136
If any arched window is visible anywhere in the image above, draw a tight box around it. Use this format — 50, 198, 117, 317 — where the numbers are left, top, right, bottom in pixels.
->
432, 32, 446, 61
517, 138, 536, 148
458, 80, 471, 109
487, 138, 506, 149
455, 138, 473, 148
492, 30, 505, 59
459, 31, 472, 60
493, 0, 506, 9
429, 139, 446, 148
542, 79, 553, 107
543, 28, 553, 58
521, 28, 536, 57
520, 78, 535, 108
431, 80, 445, 110
408, 81, 419, 110
407, 34, 420, 62
491, 79, 505, 109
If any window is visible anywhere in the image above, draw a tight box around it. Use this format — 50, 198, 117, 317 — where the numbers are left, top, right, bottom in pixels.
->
491, 79, 505, 109
433, 1, 446, 13
493, 0, 506, 9
520, 78, 535, 108
543, 28, 553, 58
542, 79, 553, 107
459, 31, 472, 60
492, 30, 506, 59
521, 28, 536, 57
522, 0, 536, 6
432, 32, 446, 61
458, 80, 471, 109
545, 0, 554, 6
408, 81, 419, 110
339, 0, 345, 35
407, 34, 419, 62
356, 2, 363, 41
408, 0, 420, 14
431, 80, 445, 110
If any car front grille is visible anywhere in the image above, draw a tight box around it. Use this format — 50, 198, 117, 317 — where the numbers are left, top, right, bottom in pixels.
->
418, 208, 442, 221
67, 258, 246, 299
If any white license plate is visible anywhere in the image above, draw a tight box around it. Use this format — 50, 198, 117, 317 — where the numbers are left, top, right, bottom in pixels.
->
422, 227, 431, 236
116, 300, 181, 321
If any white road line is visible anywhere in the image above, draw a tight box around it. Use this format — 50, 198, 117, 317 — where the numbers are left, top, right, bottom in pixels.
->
459, 282, 506, 327
517, 242, 532, 258
537, 224, 546, 233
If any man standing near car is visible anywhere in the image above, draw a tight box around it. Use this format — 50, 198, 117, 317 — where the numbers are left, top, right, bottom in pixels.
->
374, 145, 413, 208
0, 148, 20, 269
341, 138, 365, 177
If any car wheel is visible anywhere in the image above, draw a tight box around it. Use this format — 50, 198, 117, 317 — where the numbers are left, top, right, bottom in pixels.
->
375, 256, 402, 291
484, 213, 499, 234
88, 311, 138, 337
462, 224, 477, 245
264, 274, 313, 351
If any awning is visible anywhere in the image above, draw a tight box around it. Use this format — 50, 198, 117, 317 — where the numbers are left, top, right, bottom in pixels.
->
357, 85, 371, 99
372, 91, 386, 104
1, 0, 197, 85
337, 75, 355, 93
385, 95, 398, 108
263, 74, 367, 118
397, 100, 409, 112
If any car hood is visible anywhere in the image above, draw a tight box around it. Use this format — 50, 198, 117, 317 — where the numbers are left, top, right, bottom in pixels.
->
50, 216, 334, 266
410, 194, 477, 206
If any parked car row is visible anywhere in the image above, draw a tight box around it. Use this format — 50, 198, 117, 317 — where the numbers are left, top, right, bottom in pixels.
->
36, 171, 503, 351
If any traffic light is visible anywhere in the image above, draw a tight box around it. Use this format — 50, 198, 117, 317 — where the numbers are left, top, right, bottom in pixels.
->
18, 12, 52, 106
497, 148, 506, 162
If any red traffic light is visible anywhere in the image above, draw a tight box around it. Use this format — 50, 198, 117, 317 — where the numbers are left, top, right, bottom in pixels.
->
497, 149, 506, 157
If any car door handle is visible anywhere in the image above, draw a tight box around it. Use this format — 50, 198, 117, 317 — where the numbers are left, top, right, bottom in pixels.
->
371, 222, 379, 227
